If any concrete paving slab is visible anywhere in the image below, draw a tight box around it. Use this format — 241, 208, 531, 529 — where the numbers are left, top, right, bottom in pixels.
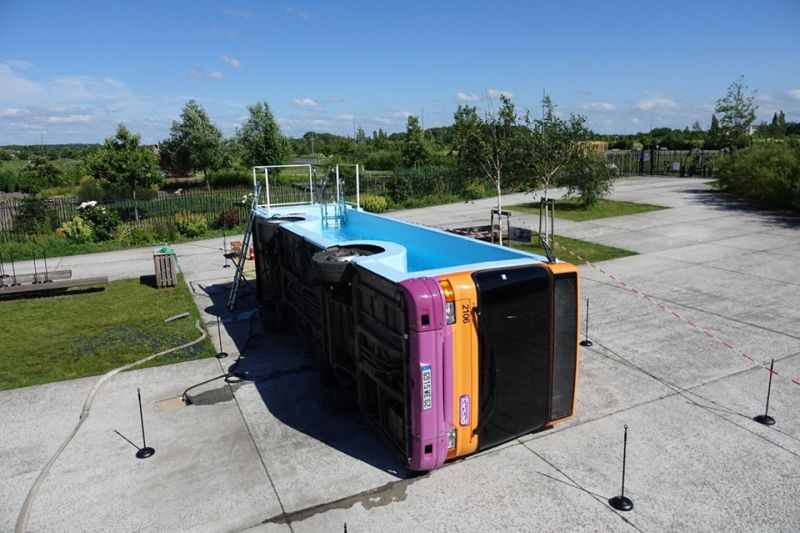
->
3, 176, 800, 532
0, 377, 95, 533
526, 392, 800, 533
232, 369, 409, 516
24, 359, 282, 533
712, 232, 795, 251
287, 443, 636, 533
650, 242, 744, 265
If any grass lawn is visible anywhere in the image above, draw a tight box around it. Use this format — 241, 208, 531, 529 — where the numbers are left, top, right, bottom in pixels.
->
0, 275, 215, 390
512, 234, 635, 264
507, 198, 667, 222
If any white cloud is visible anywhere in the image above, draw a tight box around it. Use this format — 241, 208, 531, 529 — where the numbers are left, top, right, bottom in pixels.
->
336, 114, 354, 121
487, 89, 513, 99
788, 89, 800, 101
188, 69, 223, 80
456, 92, 479, 102
393, 111, 412, 119
631, 117, 640, 124
0, 62, 46, 102
285, 6, 311, 20
220, 54, 242, 69
291, 98, 319, 107
328, 96, 344, 103
580, 101, 616, 111
223, 8, 256, 18
47, 114, 92, 124
211, 27, 237, 38
634, 92, 678, 112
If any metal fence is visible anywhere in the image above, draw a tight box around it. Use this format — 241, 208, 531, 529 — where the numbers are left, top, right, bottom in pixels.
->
0, 177, 392, 242
605, 149, 723, 177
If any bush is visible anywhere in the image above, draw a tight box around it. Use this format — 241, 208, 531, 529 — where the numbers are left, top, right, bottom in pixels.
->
461, 180, 486, 200
215, 209, 240, 229
386, 175, 412, 203
153, 219, 179, 242
716, 141, 800, 211
78, 202, 121, 241
360, 194, 389, 213
365, 150, 400, 171
13, 198, 60, 235
557, 152, 617, 208
174, 210, 208, 238
129, 226, 158, 246
61, 216, 94, 243
208, 168, 251, 188
77, 176, 105, 201
0, 168, 19, 193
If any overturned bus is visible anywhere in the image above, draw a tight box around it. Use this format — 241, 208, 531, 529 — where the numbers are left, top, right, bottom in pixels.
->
250, 166, 580, 471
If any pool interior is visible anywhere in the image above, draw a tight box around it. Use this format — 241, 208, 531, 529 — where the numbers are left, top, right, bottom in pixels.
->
256, 204, 547, 276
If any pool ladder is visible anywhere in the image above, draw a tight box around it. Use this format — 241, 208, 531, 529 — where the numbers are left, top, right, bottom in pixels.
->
320, 169, 347, 227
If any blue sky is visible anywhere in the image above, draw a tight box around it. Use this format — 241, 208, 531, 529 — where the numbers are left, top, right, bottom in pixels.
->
1, 0, 799, 144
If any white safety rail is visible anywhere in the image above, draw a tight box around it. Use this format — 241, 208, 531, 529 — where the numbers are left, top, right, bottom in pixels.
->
251, 163, 362, 213
252, 164, 314, 212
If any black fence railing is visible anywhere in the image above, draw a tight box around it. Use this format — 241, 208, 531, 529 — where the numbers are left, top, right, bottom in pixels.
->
604, 149, 724, 177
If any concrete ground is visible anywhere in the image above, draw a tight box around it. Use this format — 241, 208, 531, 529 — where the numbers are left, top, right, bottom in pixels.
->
1, 176, 799, 532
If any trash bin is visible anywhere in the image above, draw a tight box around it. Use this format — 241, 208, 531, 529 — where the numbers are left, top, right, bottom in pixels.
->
153, 245, 177, 288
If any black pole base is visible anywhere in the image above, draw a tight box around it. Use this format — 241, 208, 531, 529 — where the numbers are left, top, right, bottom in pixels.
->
609, 495, 633, 511
216, 351, 229, 359
136, 446, 155, 459
753, 414, 775, 426
580, 340, 594, 347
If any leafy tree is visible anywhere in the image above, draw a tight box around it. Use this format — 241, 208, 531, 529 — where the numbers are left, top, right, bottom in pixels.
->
715, 75, 758, 151
558, 151, 616, 208
18, 156, 63, 194
524, 96, 590, 199
84, 123, 162, 219
162, 100, 222, 186
236, 101, 288, 168
401, 115, 431, 167
451, 96, 523, 243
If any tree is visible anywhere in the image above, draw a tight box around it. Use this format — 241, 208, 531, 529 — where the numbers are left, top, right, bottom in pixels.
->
715, 75, 758, 151
401, 115, 431, 167
524, 96, 590, 200
451, 95, 523, 244
163, 100, 222, 185
236, 101, 288, 169
710, 114, 720, 132
84, 123, 162, 219
18, 156, 63, 194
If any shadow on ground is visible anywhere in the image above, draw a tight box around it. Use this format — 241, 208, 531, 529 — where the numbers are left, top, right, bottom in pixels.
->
187, 278, 409, 478
683, 187, 800, 228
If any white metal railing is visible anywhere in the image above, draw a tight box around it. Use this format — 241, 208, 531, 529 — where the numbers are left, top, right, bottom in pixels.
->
252, 163, 362, 213
252, 164, 313, 212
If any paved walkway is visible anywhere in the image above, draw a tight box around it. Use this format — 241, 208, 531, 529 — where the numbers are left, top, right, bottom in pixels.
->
1, 176, 799, 532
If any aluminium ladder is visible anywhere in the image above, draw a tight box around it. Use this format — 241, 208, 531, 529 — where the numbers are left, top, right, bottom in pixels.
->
227, 183, 261, 311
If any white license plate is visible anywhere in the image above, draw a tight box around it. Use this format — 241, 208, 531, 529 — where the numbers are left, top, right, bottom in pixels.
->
421, 364, 432, 410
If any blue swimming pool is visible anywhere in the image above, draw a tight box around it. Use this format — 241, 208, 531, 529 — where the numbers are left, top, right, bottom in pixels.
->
255, 205, 547, 280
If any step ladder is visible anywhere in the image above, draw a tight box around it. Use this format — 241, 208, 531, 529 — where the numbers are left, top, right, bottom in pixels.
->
227, 183, 261, 311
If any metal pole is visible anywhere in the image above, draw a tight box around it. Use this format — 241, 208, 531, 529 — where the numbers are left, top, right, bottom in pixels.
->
335, 165, 340, 204
9, 251, 19, 286
42, 247, 51, 283
754, 359, 776, 426
265, 169, 271, 212
135, 388, 155, 458
308, 164, 313, 204
580, 298, 593, 347
608, 424, 633, 511
31, 250, 41, 284
355, 164, 361, 209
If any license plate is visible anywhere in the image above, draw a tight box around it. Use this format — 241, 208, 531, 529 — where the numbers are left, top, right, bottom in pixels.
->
421, 364, 432, 410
